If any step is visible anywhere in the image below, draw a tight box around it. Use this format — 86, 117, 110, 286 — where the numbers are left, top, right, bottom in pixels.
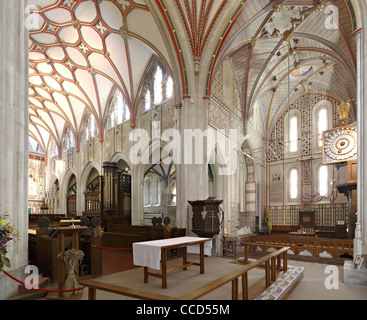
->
8, 290, 48, 300
18, 277, 49, 294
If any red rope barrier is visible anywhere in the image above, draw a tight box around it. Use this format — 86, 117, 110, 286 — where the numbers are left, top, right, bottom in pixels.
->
93, 245, 132, 251
1, 270, 83, 293
220, 239, 243, 247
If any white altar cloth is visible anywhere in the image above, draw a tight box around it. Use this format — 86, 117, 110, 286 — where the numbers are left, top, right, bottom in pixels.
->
133, 236, 212, 270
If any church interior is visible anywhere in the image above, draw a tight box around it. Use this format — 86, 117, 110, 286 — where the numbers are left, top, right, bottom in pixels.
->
1, 0, 367, 303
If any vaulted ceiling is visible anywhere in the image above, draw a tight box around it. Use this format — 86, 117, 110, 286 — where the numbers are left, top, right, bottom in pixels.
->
28, 0, 359, 157
212, 0, 357, 140
28, 0, 173, 155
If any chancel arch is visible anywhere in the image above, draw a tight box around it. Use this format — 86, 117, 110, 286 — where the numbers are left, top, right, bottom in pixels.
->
143, 157, 177, 227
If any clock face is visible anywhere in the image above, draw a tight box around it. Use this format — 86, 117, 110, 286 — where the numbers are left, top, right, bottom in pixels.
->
323, 124, 357, 164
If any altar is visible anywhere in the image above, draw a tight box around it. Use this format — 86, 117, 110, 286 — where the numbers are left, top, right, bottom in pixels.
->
133, 237, 212, 289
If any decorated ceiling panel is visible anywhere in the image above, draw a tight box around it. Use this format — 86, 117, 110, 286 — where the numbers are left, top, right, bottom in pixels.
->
28, 0, 173, 155
210, 0, 357, 138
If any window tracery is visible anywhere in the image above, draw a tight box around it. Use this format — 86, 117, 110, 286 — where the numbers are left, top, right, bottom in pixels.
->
81, 111, 98, 143
63, 126, 75, 150
106, 89, 130, 131
140, 60, 174, 112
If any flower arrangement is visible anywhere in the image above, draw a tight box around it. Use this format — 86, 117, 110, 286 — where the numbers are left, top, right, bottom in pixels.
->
0, 212, 18, 269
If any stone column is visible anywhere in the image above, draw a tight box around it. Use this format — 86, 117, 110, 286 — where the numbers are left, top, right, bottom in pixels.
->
354, 11, 367, 259
354, 28, 364, 258
175, 95, 210, 233
0, 0, 29, 299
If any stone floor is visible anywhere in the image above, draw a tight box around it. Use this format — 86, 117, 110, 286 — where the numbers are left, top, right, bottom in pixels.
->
36, 250, 367, 301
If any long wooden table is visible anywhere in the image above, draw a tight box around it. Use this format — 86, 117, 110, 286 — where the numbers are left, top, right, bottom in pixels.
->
133, 237, 212, 289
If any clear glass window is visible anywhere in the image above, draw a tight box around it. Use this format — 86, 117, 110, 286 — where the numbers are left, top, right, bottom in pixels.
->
319, 165, 328, 197
153, 67, 163, 105
290, 169, 298, 199
289, 116, 298, 152
318, 108, 328, 147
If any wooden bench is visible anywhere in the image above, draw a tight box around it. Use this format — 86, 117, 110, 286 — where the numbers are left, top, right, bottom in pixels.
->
254, 266, 305, 300
179, 247, 290, 300
79, 279, 177, 300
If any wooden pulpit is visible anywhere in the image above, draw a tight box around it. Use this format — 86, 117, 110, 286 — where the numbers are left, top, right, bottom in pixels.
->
46, 226, 87, 300
188, 199, 223, 238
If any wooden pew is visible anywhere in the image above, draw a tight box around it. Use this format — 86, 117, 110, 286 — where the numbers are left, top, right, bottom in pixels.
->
101, 232, 147, 251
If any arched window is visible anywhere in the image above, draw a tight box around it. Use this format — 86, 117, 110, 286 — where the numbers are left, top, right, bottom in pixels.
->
290, 169, 298, 199
29, 137, 43, 153
144, 89, 151, 111
153, 66, 163, 105
49, 139, 58, 158
106, 90, 130, 131
318, 108, 328, 147
319, 165, 328, 197
144, 178, 151, 207
289, 116, 298, 152
168, 176, 176, 207
81, 111, 98, 143
166, 76, 174, 99
63, 126, 75, 150
152, 175, 161, 206
141, 60, 174, 112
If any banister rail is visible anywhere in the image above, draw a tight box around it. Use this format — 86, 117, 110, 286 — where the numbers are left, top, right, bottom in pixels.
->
178, 247, 289, 300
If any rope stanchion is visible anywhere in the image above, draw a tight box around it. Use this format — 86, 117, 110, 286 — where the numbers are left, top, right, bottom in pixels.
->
0, 269, 83, 293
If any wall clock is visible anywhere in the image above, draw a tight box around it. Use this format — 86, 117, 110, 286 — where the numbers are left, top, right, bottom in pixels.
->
322, 123, 357, 164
